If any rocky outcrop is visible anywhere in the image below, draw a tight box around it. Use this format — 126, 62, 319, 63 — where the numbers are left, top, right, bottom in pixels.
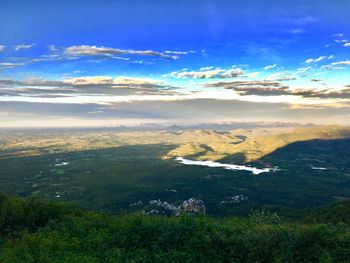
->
178, 198, 206, 216
142, 198, 206, 216
220, 195, 248, 205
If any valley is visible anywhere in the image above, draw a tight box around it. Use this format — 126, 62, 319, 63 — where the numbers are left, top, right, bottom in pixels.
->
1, 125, 350, 218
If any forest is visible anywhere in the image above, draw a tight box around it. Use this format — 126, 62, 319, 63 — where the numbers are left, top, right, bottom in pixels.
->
1, 193, 349, 262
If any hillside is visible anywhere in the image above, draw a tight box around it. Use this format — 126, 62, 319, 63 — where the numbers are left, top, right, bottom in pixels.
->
166, 125, 350, 162
303, 200, 350, 224
1, 193, 350, 262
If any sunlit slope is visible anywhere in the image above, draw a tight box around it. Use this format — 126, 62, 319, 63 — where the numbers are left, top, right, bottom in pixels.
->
166, 125, 350, 162
0, 129, 240, 158
164, 129, 243, 160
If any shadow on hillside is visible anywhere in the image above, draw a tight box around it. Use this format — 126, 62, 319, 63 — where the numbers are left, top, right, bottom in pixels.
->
259, 138, 350, 161
217, 152, 247, 164
219, 138, 350, 166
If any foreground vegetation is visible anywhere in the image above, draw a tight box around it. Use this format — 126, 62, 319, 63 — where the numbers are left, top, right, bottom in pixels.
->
1, 194, 350, 262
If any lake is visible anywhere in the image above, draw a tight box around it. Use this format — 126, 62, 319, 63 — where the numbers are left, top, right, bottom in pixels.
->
175, 157, 275, 175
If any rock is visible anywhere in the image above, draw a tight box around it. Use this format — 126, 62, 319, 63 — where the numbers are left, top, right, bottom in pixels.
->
220, 195, 248, 205
143, 198, 206, 216
147, 199, 179, 215
179, 198, 206, 215
130, 200, 143, 206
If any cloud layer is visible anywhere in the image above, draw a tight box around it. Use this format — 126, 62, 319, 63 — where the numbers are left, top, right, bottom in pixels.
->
206, 80, 350, 99
0, 76, 177, 98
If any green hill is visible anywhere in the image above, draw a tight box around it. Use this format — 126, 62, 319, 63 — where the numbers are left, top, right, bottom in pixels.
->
1, 193, 350, 262
303, 200, 350, 224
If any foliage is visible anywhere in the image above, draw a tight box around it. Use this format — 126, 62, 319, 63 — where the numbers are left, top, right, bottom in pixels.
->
1, 194, 350, 262
303, 201, 350, 224
249, 209, 282, 225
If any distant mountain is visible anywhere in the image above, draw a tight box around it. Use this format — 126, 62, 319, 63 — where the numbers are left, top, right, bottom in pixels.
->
166, 124, 183, 131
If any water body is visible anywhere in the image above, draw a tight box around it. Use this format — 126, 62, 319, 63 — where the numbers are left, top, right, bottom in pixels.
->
54, 162, 69, 167
311, 166, 327, 170
175, 157, 275, 175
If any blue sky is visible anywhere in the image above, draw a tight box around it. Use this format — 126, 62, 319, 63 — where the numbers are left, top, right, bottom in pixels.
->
0, 0, 350, 127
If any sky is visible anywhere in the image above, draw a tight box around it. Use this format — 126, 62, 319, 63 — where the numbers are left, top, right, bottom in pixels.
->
0, 0, 350, 127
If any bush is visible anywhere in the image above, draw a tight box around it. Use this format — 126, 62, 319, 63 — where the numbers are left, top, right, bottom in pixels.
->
0, 193, 350, 262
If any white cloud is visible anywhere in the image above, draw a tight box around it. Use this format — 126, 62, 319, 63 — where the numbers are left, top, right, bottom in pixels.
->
165, 67, 245, 79
199, 66, 214, 71
264, 64, 277, 70
320, 60, 350, 70
332, 33, 344, 38
305, 57, 324, 63
266, 72, 297, 81
246, 72, 260, 78
305, 56, 331, 64
332, 33, 349, 46
344, 43, 350, 47
331, 60, 350, 66
164, 50, 196, 55
0, 62, 26, 69
14, 44, 35, 51
335, 39, 348, 43
48, 45, 59, 51
0, 45, 6, 52
297, 66, 312, 73
65, 45, 178, 60
290, 28, 304, 34
63, 76, 160, 86
321, 65, 344, 70
64, 76, 114, 85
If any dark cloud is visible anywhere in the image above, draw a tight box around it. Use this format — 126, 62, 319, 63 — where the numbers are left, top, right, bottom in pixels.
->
206, 80, 350, 99
0, 79, 67, 87
233, 87, 290, 96
293, 88, 350, 99
206, 80, 283, 88
271, 75, 297, 81
0, 77, 178, 97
